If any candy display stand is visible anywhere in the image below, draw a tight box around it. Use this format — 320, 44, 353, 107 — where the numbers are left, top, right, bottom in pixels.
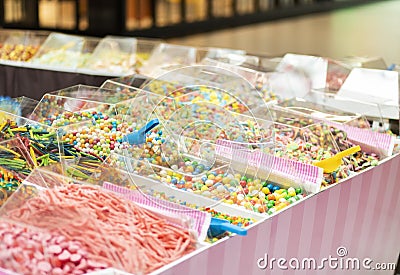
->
151, 153, 400, 275
0, 41, 400, 275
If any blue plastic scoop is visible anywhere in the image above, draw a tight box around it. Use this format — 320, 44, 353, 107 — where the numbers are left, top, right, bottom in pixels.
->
123, 119, 160, 145
207, 217, 248, 238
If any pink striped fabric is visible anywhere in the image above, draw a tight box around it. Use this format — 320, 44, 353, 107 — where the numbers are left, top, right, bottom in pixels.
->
102, 182, 211, 241
160, 154, 400, 275
215, 139, 323, 193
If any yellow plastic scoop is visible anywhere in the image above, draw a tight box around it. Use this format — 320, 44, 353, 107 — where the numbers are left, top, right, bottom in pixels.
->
314, 145, 361, 173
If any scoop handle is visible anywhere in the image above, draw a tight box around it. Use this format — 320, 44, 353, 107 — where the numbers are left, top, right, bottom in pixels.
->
335, 145, 361, 159
214, 222, 247, 236
139, 119, 159, 134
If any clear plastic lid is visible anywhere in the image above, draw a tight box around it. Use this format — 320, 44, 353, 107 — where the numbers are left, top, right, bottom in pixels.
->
13, 96, 39, 118
145, 65, 266, 110
84, 36, 137, 74
135, 38, 163, 69
30, 33, 99, 69
258, 67, 312, 103
28, 85, 138, 125
200, 58, 263, 86
139, 43, 197, 77
101, 73, 151, 89
278, 96, 371, 129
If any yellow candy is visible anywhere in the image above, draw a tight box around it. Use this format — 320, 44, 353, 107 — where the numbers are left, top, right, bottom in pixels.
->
201, 185, 208, 191
288, 187, 296, 197
225, 199, 234, 205
275, 194, 283, 201
207, 174, 215, 180
262, 187, 270, 194
243, 201, 252, 209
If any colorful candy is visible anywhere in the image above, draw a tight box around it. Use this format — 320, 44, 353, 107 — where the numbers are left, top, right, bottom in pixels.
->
273, 117, 380, 186
0, 220, 109, 275
6, 184, 197, 274
0, 44, 39, 61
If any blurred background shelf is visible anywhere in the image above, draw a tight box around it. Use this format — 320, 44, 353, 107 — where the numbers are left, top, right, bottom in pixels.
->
0, 0, 388, 38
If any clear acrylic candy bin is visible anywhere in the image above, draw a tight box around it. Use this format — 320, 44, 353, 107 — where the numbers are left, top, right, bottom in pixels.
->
13, 96, 39, 118
324, 59, 352, 93
83, 37, 161, 75
83, 36, 137, 75
145, 65, 266, 111
0, 30, 48, 62
259, 106, 384, 186
28, 85, 138, 126
139, 43, 197, 77
0, 137, 35, 207
0, 110, 67, 168
0, 166, 200, 275
29, 33, 99, 70
89, 154, 266, 223
277, 96, 371, 129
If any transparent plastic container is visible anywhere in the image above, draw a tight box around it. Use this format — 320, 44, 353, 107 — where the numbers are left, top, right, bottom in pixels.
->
0, 138, 35, 207
200, 57, 263, 86
339, 56, 387, 70
102, 74, 151, 89
0, 30, 48, 62
91, 155, 266, 222
0, 168, 199, 274
278, 96, 371, 129
0, 110, 66, 166
0, 96, 22, 118
84, 36, 137, 75
196, 47, 246, 63
135, 38, 162, 69
144, 65, 266, 111
30, 33, 99, 70
13, 96, 39, 118
116, 65, 280, 214
139, 43, 197, 76
28, 85, 138, 125
261, 106, 383, 186
325, 59, 352, 93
